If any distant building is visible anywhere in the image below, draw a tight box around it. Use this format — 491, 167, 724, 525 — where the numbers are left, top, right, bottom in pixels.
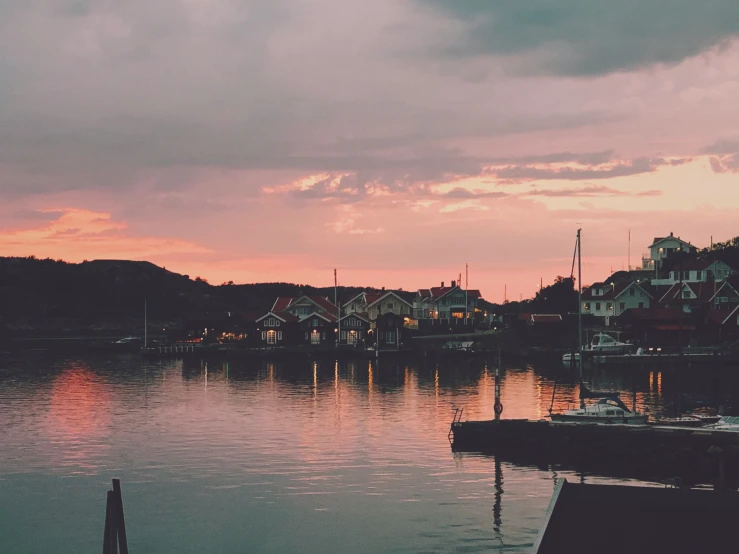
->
652, 259, 736, 286
343, 290, 413, 320
413, 280, 481, 321
271, 295, 338, 320
582, 280, 653, 322
642, 232, 697, 273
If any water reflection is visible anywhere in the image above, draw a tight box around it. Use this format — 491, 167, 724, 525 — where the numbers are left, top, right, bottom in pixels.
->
45, 364, 112, 471
0, 354, 737, 553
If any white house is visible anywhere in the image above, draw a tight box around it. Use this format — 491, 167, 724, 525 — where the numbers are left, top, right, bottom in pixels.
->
651, 259, 736, 286
582, 281, 652, 322
413, 281, 481, 320
642, 232, 697, 271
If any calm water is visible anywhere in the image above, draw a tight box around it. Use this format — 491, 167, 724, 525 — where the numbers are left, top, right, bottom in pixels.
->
0, 353, 733, 553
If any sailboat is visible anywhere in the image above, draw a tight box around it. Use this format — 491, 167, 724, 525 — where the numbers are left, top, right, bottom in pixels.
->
550, 229, 648, 425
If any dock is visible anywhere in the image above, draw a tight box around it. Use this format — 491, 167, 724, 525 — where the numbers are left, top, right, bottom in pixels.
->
450, 418, 739, 487
534, 479, 739, 554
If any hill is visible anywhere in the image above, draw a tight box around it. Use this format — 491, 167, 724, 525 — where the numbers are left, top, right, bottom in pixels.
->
0, 257, 406, 334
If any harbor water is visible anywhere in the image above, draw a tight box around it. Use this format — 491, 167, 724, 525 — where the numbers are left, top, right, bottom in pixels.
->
1, 353, 735, 553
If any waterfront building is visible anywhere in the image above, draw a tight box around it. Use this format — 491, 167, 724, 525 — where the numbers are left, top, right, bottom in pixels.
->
413, 280, 481, 321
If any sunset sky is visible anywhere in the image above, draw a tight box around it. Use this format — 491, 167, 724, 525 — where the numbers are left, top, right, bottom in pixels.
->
1, 1, 739, 301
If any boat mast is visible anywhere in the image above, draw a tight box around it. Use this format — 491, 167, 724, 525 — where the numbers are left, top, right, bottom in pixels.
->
144, 299, 147, 349
577, 229, 584, 405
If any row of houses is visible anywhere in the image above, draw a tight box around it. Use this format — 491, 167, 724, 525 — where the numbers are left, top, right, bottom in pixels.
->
584, 232, 739, 345
185, 280, 488, 349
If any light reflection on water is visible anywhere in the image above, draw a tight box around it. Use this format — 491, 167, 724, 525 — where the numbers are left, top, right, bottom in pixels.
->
0, 354, 731, 553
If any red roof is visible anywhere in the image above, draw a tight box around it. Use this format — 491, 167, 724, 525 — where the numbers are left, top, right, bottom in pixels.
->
256, 311, 299, 323
365, 291, 414, 308
429, 286, 454, 298
582, 283, 615, 300
660, 282, 716, 304
627, 308, 686, 321
418, 289, 431, 298
304, 295, 338, 313
272, 297, 294, 312
304, 311, 337, 322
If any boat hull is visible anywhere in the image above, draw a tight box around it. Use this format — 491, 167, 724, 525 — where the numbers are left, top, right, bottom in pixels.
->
550, 414, 648, 425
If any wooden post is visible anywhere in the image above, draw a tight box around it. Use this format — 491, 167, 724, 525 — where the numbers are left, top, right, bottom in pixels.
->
103, 491, 112, 554
112, 479, 129, 554
103, 480, 129, 554
104, 490, 119, 554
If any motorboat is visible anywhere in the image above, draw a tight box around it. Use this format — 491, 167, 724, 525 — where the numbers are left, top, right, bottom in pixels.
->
587, 333, 634, 354
113, 336, 141, 345
653, 414, 721, 427
550, 387, 648, 424
707, 415, 739, 431
561, 351, 580, 367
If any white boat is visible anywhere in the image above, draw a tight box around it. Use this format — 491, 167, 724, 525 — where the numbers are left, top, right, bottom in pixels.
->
551, 229, 647, 424
587, 333, 634, 354
550, 387, 648, 425
114, 336, 140, 344
707, 416, 739, 431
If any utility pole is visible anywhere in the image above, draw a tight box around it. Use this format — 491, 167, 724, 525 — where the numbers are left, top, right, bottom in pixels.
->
335, 269, 340, 348
465, 263, 469, 326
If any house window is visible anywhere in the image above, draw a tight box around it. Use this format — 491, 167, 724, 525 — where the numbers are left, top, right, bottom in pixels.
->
619, 302, 626, 311
597, 288, 602, 296
696, 271, 702, 280
267, 330, 277, 344
275, 320, 280, 327
584, 303, 591, 311
682, 290, 691, 299
312, 319, 318, 327
347, 330, 357, 345
341, 331, 346, 340
630, 288, 635, 297
595, 303, 601, 311
262, 331, 266, 340
305, 332, 309, 340
606, 303, 612, 311
322, 332, 326, 340
277, 331, 283, 340
638, 302, 645, 308
386, 331, 395, 344
311, 330, 320, 344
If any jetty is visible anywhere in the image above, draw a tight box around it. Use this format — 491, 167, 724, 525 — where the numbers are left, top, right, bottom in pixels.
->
534, 479, 739, 554
450, 418, 739, 488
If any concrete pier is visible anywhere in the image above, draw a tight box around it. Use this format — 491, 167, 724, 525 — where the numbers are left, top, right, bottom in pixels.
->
451, 418, 739, 487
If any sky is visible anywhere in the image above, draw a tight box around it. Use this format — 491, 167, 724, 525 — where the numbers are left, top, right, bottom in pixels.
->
1, 1, 739, 302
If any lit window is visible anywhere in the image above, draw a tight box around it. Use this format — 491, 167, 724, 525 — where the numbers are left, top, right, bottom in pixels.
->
606, 303, 612, 311
584, 303, 591, 311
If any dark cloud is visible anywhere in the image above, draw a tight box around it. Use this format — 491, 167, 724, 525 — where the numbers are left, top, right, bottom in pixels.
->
526, 185, 662, 197
488, 158, 679, 181
418, 1, 739, 76
702, 139, 739, 173
443, 187, 508, 199
12, 209, 63, 222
